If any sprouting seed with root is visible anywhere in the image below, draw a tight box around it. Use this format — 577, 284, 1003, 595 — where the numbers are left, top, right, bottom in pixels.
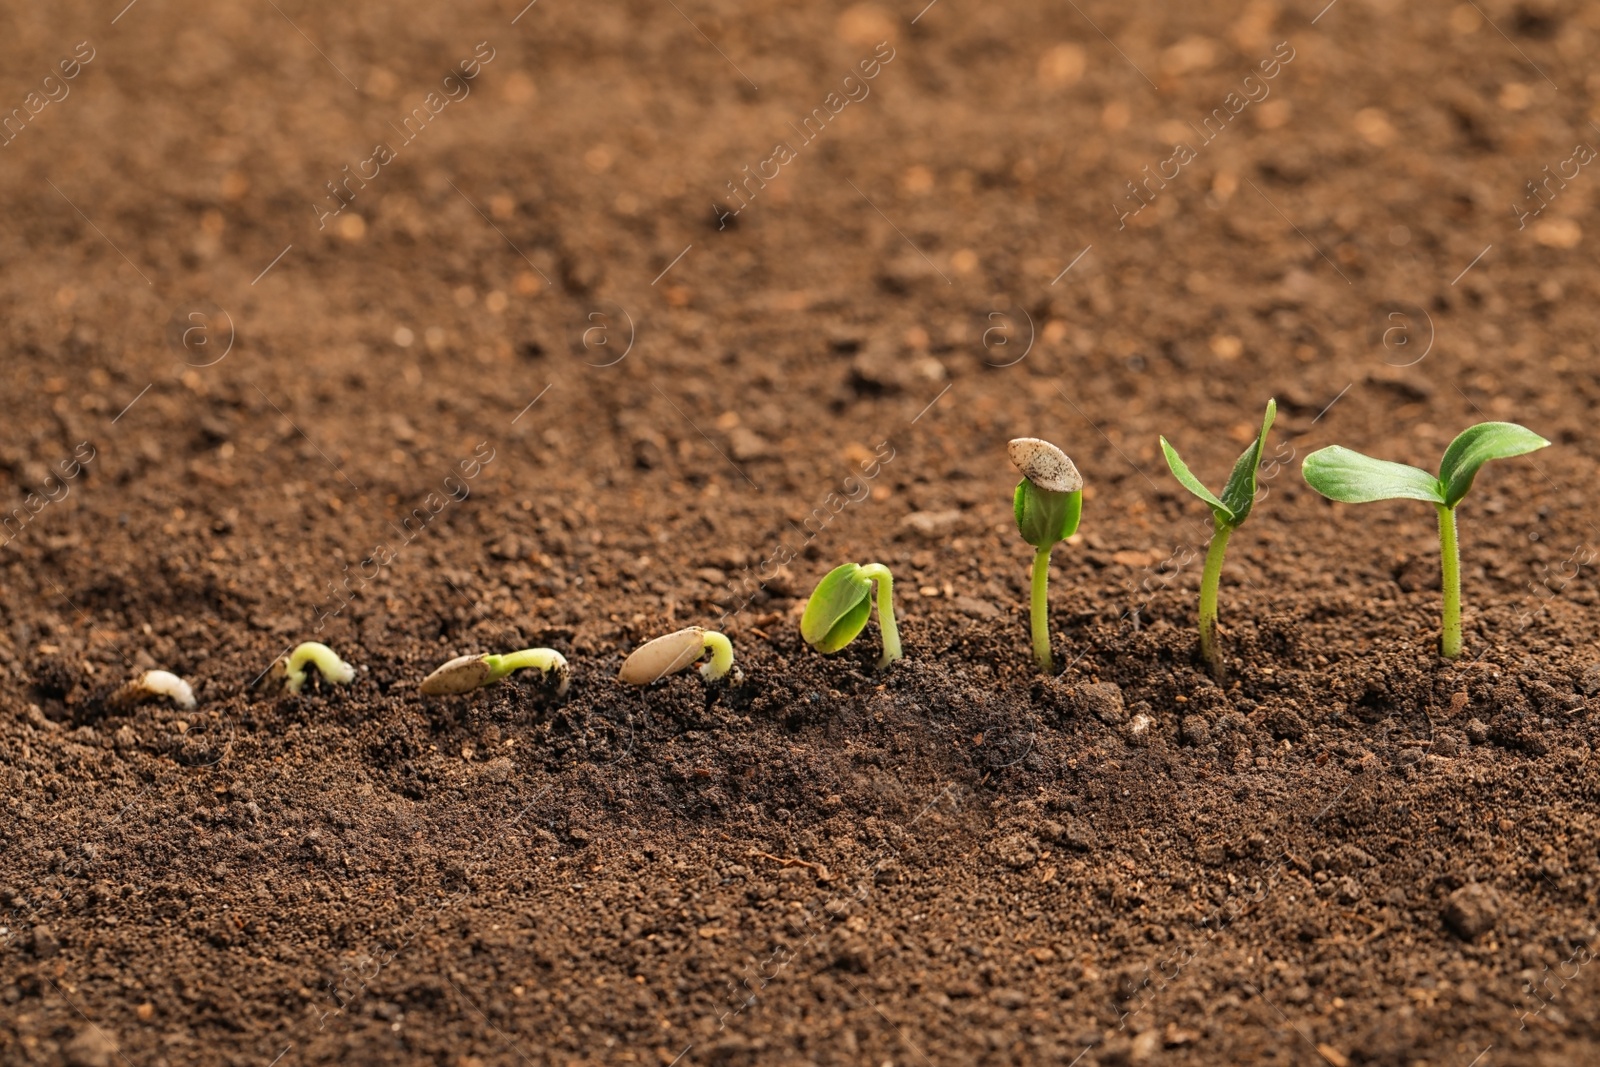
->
273, 642, 356, 693
108, 670, 197, 711
420, 649, 571, 697
618, 627, 738, 686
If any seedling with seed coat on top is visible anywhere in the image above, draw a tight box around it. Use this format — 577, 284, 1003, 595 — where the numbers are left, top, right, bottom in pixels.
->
801, 562, 902, 669
1160, 398, 1276, 683
1009, 437, 1083, 673
618, 627, 738, 686
421, 648, 571, 696
1302, 421, 1549, 659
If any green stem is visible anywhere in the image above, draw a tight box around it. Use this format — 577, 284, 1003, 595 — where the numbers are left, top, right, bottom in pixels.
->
698, 631, 735, 681
1030, 545, 1054, 673
1436, 504, 1462, 659
1198, 517, 1234, 683
485, 648, 571, 694
859, 563, 902, 668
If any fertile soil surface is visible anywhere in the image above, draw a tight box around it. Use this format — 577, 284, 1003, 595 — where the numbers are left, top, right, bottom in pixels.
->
4, 1, 1600, 1064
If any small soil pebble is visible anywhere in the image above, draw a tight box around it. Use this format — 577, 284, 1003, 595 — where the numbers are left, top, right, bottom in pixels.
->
1180, 714, 1211, 747
994, 832, 1040, 869
63, 1027, 119, 1067
952, 595, 1000, 619
31, 924, 60, 958
1266, 706, 1307, 741
1443, 883, 1501, 941
1078, 682, 1127, 725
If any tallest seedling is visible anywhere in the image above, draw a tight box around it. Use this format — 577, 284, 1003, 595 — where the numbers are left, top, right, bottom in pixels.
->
1160, 398, 1276, 683
1303, 422, 1550, 659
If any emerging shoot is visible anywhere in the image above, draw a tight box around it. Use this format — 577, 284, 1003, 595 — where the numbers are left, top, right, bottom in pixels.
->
618, 626, 738, 686
420, 648, 570, 696
1302, 421, 1550, 659
274, 641, 356, 693
1159, 398, 1277, 683
1009, 437, 1083, 673
108, 670, 197, 711
801, 562, 902, 669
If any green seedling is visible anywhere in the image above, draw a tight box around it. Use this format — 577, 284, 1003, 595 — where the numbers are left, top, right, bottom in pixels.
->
618, 626, 738, 686
1160, 398, 1277, 683
801, 562, 902, 669
1009, 437, 1083, 673
420, 648, 570, 696
274, 641, 355, 693
1303, 421, 1550, 659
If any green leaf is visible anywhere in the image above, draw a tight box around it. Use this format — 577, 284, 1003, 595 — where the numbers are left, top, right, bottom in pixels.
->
801, 563, 874, 653
1218, 397, 1277, 526
1014, 482, 1081, 548
1159, 437, 1230, 521
1302, 446, 1444, 505
1436, 422, 1550, 508
1061, 489, 1082, 540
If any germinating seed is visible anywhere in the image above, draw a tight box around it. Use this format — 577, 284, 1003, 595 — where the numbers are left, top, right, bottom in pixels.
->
108, 670, 197, 711
420, 654, 496, 695
420, 648, 570, 697
618, 626, 737, 685
277, 641, 356, 693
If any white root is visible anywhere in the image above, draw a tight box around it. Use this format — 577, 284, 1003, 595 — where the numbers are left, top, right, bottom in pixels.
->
109, 670, 197, 711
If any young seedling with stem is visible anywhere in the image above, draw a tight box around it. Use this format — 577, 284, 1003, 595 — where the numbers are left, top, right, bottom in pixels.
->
1302, 421, 1550, 659
420, 648, 571, 696
1159, 398, 1277, 683
273, 641, 356, 693
801, 562, 902, 669
1009, 438, 1083, 673
618, 626, 739, 686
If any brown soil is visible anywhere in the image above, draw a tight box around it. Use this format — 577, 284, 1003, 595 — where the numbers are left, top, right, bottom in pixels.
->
3, 1, 1599, 1065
